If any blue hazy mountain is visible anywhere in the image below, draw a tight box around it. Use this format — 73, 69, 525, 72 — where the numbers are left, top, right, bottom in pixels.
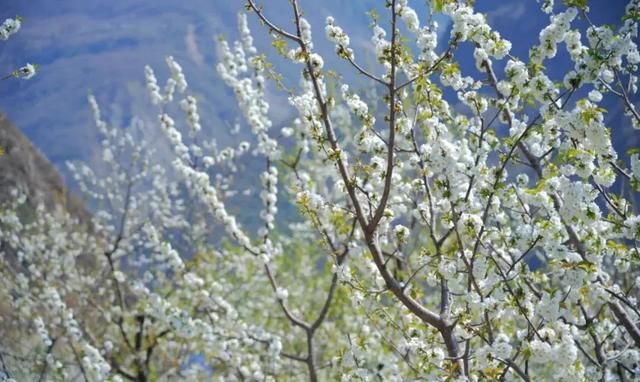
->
0, 0, 635, 178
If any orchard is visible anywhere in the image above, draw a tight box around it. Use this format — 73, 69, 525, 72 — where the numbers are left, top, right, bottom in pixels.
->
1, 0, 640, 381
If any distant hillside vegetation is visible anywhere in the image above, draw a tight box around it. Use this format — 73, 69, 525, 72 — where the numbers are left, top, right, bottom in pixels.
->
0, 114, 101, 365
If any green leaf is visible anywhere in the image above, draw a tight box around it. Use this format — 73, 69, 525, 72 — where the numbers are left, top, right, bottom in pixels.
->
367, 8, 379, 23
525, 179, 546, 195
563, 0, 589, 10
271, 34, 289, 57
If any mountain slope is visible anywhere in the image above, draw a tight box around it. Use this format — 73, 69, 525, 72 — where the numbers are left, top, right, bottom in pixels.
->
0, 112, 89, 221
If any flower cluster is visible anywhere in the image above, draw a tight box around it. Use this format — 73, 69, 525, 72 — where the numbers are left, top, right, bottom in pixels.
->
416, 23, 439, 64
166, 55, 188, 93
0, 17, 20, 40
144, 65, 164, 105
13, 63, 36, 79
397, 0, 419, 33
180, 95, 202, 135
341, 84, 375, 129
259, 166, 278, 234
325, 17, 353, 60
533, 8, 578, 62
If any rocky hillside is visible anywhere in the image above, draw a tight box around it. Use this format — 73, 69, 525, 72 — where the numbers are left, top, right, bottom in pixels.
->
0, 112, 89, 221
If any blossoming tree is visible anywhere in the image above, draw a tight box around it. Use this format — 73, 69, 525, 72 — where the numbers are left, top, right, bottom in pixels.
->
1, 0, 640, 380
